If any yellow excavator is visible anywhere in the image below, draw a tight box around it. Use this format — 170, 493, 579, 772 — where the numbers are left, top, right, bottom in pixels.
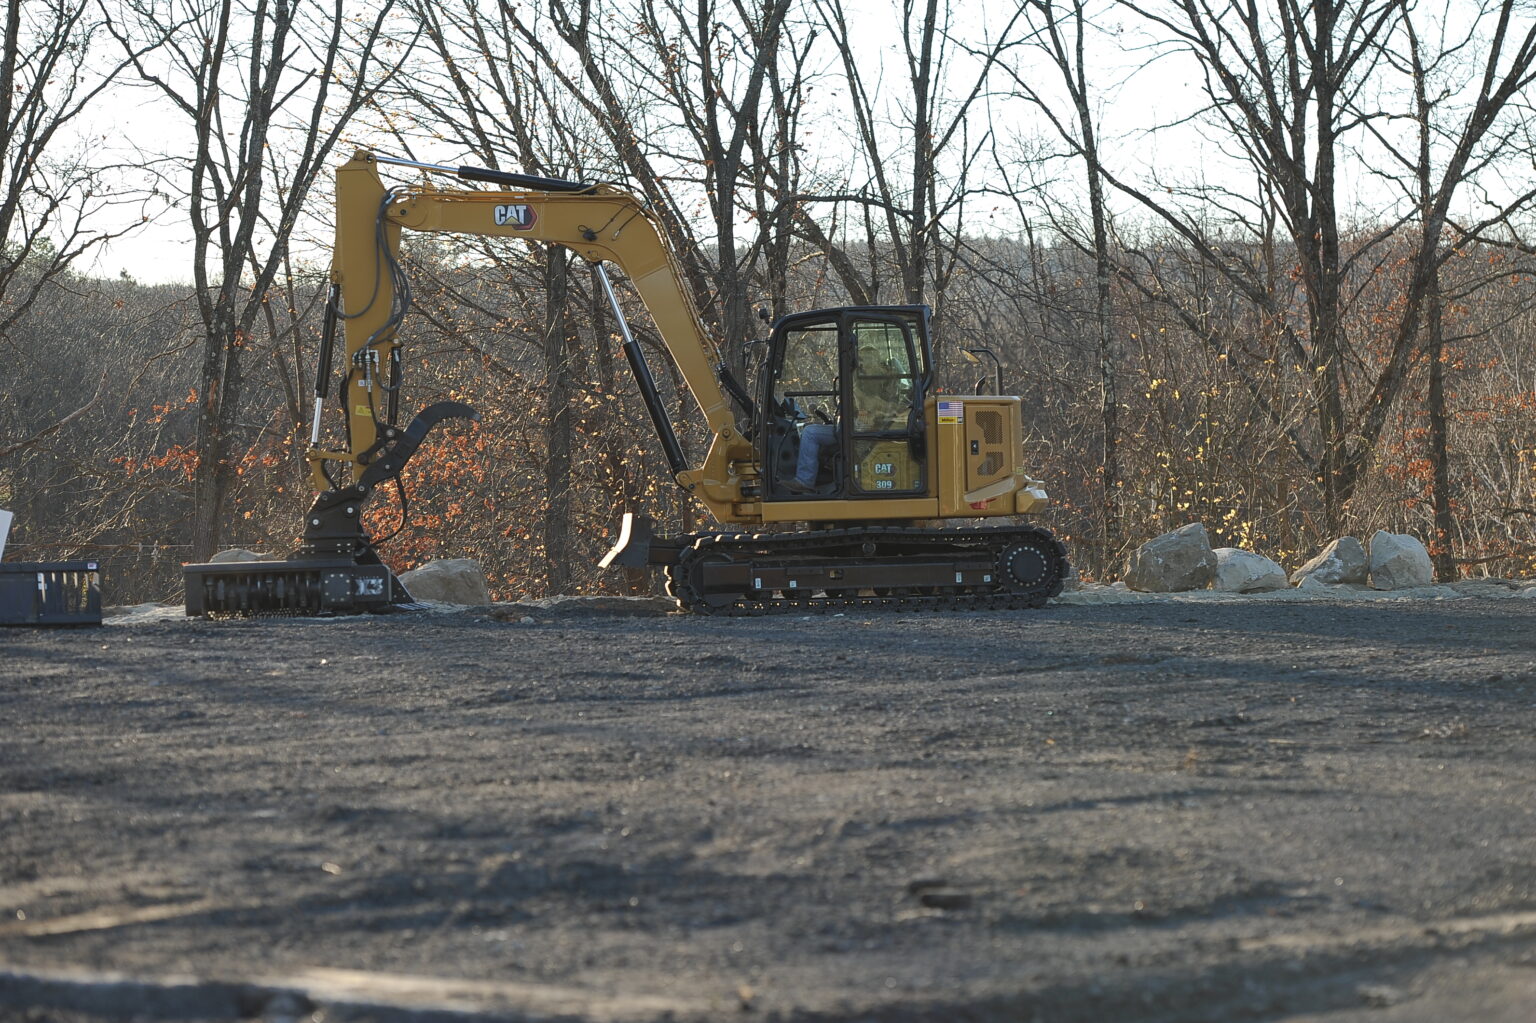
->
183, 151, 1068, 616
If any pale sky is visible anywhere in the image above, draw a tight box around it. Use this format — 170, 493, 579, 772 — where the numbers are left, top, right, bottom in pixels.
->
70, 1, 1503, 287
69, 1, 1203, 287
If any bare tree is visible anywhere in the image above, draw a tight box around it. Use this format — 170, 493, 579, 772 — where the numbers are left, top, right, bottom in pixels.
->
807, 0, 1023, 323
0, 0, 159, 363
744, 20, 823, 321
992, 0, 1124, 561
508, 0, 798, 367
1099, 0, 1409, 531
636, 0, 793, 356
1360, 0, 1536, 577
1094, 0, 1531, 540
107, 0, 414, 561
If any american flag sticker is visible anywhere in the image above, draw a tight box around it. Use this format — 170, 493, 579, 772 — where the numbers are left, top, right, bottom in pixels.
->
937, 399, 964, 424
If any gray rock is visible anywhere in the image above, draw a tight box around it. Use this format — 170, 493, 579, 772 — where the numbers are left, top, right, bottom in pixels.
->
1212, 548, 1288, 593
208, 548, 273, 563
399, 558, 492, 605
1123, 523, 1217, 592
1369, 530, 1434, 590
1289, 537, 1367, 586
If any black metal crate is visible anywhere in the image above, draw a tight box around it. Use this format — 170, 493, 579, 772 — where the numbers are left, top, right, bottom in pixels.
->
0, 561, 103, 626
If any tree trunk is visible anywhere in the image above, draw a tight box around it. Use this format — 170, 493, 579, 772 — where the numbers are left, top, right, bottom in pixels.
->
1310, 3, 1349, 535
1073, 32, 1117, 563
1424, 261, 1456, 581
542, 249, 574, 596
190, 301, 238, 562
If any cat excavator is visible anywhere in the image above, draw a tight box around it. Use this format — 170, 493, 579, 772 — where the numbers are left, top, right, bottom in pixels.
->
183, 150, 1068, 616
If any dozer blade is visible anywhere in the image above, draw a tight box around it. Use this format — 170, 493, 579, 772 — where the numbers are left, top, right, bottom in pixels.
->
598, 512, 687, 568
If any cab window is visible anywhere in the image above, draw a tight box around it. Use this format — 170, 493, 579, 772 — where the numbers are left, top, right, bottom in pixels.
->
773, 322, 840, 422
851, 322, 915, 432
849, 318, 924, 495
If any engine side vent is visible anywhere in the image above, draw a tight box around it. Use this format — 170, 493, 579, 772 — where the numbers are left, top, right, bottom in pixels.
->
978, 409, 1004, 445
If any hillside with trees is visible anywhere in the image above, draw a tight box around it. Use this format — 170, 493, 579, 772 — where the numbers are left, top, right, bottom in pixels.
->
4, 0, 1536, 602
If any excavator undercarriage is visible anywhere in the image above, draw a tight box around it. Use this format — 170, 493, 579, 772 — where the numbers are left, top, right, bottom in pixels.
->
663, 524, 1067, 615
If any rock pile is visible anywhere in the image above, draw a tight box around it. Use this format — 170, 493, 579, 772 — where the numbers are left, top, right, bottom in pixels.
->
1119, 525, 1437, 594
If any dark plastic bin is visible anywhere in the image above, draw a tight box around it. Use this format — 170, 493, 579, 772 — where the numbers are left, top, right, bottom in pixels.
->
0, 561, 103, 626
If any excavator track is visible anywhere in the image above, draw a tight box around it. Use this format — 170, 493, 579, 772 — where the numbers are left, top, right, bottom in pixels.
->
665, 524, 1068, 616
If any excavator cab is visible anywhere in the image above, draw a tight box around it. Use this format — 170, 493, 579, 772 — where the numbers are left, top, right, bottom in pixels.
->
760, 306, 932, 502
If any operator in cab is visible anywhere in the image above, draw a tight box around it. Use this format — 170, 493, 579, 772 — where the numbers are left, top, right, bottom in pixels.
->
785, 343, 908, 494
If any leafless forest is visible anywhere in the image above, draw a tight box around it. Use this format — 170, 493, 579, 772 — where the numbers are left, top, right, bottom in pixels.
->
5, 0, 1536, 603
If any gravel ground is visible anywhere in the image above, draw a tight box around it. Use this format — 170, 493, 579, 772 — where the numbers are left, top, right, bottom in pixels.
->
2, 594, 1536, 1022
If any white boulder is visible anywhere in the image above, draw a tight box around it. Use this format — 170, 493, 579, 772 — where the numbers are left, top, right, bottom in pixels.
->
1289, 537, 1367, 586
208, 548, 273, 563
1369, 531, 1434, 590
1123, 523, 1217, 592
1212, 548, 1288, 593
399, 558, 492, 605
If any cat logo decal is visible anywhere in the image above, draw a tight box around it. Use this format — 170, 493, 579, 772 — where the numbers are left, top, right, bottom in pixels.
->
494, 204, 536, 229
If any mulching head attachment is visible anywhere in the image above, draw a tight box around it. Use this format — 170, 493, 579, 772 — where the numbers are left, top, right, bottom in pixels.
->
182, 401, 477, 617
183, 556, 405, 616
